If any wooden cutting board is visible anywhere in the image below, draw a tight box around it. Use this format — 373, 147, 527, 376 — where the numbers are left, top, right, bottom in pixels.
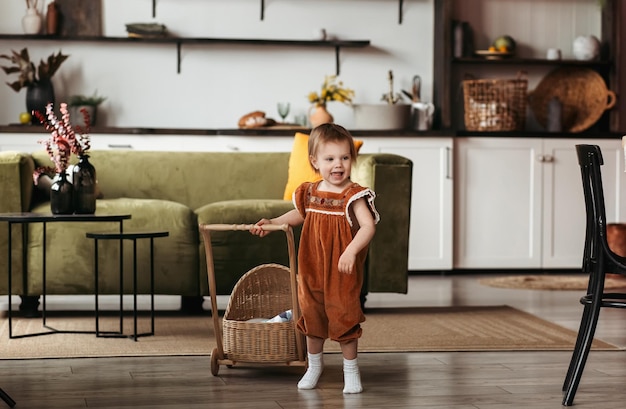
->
56, 0, 102, 37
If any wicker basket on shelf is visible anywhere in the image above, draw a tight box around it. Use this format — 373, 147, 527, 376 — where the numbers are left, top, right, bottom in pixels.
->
528, 67, 616, 133
462, 73, 528, 131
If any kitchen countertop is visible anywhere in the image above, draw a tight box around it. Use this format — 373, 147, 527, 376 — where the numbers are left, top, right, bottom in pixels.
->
0, 124, 621, 139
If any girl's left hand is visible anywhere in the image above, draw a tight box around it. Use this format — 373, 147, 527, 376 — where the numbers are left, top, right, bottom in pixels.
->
338, 252, 356, 274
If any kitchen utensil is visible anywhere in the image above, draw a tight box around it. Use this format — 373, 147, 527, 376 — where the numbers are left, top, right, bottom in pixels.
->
411, 101, 435, 130
412, 75, 421, 102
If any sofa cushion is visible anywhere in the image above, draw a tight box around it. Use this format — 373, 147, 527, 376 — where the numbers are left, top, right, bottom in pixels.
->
26, 198, 199, 296
196, 199, 297, 295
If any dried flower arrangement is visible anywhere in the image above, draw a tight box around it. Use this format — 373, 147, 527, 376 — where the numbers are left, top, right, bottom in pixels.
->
32, 102, 92, 183
0, 47, 69, 92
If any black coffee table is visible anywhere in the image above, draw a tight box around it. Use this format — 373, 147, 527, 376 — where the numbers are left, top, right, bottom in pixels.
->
0, 212, 131, 339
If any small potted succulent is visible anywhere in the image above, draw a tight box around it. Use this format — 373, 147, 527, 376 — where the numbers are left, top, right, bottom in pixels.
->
68, 90, 106, 127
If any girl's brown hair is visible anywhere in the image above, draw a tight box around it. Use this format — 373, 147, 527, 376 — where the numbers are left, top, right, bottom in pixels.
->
308, 123, 357, 170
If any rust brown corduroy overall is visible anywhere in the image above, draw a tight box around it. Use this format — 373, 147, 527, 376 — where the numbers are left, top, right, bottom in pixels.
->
293, 181, 379, 344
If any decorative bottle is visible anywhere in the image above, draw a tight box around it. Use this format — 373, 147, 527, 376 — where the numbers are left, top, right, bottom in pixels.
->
46, 1, 59, 35
50, 171, 74, 215
73, 155, 97, 214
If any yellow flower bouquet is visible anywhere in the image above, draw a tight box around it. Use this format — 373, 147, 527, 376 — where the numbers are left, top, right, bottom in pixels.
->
308, 75, 355, 107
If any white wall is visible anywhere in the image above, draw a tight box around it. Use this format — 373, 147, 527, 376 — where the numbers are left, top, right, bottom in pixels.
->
0, 0, 435, 129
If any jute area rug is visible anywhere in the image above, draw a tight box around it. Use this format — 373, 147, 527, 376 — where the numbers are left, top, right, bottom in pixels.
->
480, 274, 626, 291
0, 306, 616, 359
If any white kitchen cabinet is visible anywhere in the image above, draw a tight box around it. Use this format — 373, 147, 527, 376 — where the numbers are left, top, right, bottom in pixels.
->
360, 137, 454, 271
542, 138, 626, 268
90, 134, 294, 152
455, 137, 543, 268
0, 133, 295, 153
0, 133, 42, 153
455, 137, 625, 269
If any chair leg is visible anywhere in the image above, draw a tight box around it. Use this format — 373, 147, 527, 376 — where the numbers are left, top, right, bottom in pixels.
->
563, 304, 592, 391
0, 387, 16, 408
562, 299, 602, 406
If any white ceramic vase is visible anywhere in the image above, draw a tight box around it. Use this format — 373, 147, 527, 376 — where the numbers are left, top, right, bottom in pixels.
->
22, 7, 42, 35
573, 35, 601, 61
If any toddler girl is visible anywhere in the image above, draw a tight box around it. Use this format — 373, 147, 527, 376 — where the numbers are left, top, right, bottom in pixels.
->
250, 123, 379, 393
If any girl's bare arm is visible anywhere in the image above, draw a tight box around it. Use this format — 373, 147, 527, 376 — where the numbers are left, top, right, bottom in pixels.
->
250, 209, 304, 237
338, 198, 376, 274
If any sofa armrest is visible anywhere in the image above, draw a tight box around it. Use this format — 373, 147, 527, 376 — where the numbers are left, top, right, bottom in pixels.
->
352, 153, 413, 294
0, 151, 35, 213
0, 151, 35, 295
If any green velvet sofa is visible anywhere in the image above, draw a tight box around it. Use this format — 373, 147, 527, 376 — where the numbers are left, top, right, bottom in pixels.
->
0, 149, 412, 312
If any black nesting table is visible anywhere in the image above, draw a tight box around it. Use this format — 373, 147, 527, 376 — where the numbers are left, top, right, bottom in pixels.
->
0, 212, 131, 339
86, 230, 169, 341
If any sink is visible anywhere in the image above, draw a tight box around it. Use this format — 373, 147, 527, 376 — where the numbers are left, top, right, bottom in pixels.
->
353, 104, 411, 130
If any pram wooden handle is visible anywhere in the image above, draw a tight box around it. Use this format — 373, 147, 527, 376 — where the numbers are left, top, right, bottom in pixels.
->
199, 223, 289, 232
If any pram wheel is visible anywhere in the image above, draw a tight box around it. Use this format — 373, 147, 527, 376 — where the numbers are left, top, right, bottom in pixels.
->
211, 347, 220, 376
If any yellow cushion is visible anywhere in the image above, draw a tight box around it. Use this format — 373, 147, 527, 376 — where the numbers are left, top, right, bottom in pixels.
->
283, 132, 363, 201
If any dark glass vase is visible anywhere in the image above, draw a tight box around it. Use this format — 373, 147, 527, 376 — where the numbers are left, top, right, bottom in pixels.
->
73, 155, 97, 214
26, 79, 55, 125
50, 171, 73, 215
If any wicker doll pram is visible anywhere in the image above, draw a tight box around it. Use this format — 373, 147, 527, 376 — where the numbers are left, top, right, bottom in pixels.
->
198, 223, 306, 376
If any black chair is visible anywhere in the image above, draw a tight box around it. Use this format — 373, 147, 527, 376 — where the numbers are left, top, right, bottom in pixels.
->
562, 144, 626, 406
0, 388, 15, 407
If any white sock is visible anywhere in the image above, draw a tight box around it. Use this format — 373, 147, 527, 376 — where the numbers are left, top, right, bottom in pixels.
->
298, 352, 324, 390
343, 357, 362, 394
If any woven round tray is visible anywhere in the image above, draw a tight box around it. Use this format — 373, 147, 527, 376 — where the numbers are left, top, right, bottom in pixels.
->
529, 67, 616, 133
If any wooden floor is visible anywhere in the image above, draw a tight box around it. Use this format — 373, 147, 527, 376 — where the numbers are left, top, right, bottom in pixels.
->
2, 273, 626, 409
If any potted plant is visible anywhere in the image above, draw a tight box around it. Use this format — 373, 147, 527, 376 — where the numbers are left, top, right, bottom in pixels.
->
68, 90, 106, 127
0, 47, 69, 123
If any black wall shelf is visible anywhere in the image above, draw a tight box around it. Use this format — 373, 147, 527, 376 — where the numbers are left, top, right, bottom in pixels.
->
0, 34, 370, 75
452, 57, 612, 68
150, 0, 407, 24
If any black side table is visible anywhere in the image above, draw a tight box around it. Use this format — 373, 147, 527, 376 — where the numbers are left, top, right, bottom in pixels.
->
86, 230, 169, 341
0, 212, 131, 339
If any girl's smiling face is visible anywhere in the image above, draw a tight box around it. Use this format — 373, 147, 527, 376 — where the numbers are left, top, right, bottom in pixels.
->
310, 139, 353, 192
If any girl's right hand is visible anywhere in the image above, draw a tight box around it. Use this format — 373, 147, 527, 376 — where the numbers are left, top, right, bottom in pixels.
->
250, 218, 271, 237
